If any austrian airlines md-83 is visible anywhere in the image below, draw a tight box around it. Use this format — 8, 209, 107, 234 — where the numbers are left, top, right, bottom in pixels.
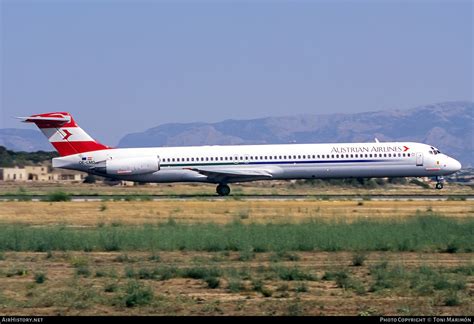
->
20, 112, 461, 196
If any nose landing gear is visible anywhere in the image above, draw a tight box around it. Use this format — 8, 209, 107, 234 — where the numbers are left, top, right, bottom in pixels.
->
435, 176, 444, 190
216, 184, 231, 196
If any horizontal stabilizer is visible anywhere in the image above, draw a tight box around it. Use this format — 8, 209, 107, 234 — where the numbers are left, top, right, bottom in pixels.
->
17, 116, 71, 123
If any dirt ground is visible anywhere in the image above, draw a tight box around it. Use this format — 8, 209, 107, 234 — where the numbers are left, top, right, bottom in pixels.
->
0, 182, 472, 316
0, 251, 472, 316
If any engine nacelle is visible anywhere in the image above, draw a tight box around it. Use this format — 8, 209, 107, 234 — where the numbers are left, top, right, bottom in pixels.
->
103, 156, 160, 176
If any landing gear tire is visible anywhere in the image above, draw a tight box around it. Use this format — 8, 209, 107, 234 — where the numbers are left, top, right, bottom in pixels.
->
435, 182, 444, 190
216, 184, 231, 196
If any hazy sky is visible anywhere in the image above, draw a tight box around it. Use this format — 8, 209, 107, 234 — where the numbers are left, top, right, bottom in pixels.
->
1, 0, 472, 145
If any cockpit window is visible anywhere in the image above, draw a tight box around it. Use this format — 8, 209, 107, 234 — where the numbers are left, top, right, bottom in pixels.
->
429, 146, 441, 155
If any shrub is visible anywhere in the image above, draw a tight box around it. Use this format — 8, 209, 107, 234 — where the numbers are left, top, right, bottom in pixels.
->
238, 250, 255, 261
34, 272, 46, 284
228, 280, 245, 293
270, 251, 300, 262
114, 254, 132, 263
276, 266, 316, 281
445, 242, 459, 253
76, 266, 91, 277
148, 254, 161, 262
352, 252, 367, 266
295, 282, 308, 293
104, 282, 118, 293
205, 277, 220, 289
123, 281, 154, 307
181, 267, 221, 280
43, 191, 71, 202
444, 292, 461, 306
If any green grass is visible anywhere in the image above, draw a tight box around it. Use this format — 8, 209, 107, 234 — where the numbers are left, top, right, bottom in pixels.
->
42, 191, 71, 202
0, 215, 472, 253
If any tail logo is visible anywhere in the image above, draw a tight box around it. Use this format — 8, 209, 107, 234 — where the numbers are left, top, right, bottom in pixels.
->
61, 129, 73, 141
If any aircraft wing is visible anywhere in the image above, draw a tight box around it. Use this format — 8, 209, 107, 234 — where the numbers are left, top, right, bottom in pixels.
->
184, 167, 273, 183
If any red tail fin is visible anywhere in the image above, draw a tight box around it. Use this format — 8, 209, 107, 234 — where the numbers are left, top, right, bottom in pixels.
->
19, 112, 111, 156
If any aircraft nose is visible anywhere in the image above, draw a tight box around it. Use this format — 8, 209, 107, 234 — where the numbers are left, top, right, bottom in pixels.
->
448, 158, 462, 172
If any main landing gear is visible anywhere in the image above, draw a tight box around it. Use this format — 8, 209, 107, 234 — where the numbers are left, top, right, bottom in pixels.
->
216, 184, 231, 196
435, 176, 444, 190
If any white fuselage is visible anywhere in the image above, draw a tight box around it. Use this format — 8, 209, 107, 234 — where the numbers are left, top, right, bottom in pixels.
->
52, 141, 461, 183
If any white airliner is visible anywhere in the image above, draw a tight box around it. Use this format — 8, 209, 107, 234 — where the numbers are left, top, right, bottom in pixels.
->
20, 112, 461, 195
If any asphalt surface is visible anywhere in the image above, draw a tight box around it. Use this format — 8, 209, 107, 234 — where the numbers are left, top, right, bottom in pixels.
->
1, 194, 473, 201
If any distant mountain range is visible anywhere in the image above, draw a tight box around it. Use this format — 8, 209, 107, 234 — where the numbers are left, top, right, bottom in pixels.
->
119, 101, 473, 167
1, 101, 473, 167
0, 128, 53, 152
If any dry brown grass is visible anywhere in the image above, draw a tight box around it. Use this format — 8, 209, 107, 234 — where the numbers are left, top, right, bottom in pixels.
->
0, 200, 472, 226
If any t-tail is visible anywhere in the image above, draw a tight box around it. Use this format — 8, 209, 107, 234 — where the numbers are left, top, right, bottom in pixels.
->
18, 112, 111, 156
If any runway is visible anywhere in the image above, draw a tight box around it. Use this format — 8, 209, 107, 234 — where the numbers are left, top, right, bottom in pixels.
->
1, 194, 473, 201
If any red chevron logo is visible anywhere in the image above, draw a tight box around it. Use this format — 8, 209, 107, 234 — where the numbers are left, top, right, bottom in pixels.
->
62, 129, 72, 141
403, 146, 409, 151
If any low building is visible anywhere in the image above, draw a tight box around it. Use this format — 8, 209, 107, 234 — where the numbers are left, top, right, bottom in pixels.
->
0, 165, 86, 183
51, 169, 86, 182
24, 165, 52, 181
0, 167, 28, 181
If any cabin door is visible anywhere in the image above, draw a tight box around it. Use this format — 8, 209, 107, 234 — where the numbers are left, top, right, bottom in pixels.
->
416, 152, 423, 166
